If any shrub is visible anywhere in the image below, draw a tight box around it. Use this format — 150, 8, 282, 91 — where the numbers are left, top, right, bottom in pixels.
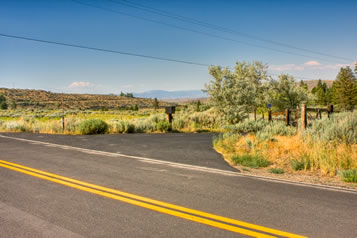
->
231, 154, 270, 168
226, 120, 269, 134
156, 121, 171, 132
304, 111, 357, 144
115, 120, 135, 133
0, 101, 8, 110
79, 119, 108, 135
341, 170, 357, 183
291, 156, 311, 171
268, 168, 284, 174
256, 121, 296, 141
135, 119, 156, 133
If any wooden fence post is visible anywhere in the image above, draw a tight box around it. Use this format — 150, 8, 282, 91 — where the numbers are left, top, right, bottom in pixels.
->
268, 110, 272, 122
285, 109, 290, 126
327, 104, 334, 118
316, 109, 322, 119
295, 106, 299, 130
301, 104, 307, 130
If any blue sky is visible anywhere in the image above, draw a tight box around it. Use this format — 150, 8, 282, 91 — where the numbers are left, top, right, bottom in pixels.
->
0, 0, 356, 93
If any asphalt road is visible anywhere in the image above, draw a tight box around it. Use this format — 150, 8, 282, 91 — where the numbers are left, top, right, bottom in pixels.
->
0, 132, 356, 238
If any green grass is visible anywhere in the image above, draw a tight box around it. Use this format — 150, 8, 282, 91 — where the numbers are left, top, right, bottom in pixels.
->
290, 158, 311, 171
268, 168, 284, 174
341, 170, 357, 183
231, 154, 270, 168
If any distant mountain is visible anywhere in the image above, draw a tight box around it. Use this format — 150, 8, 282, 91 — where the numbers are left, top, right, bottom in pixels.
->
134, 90, 207, 99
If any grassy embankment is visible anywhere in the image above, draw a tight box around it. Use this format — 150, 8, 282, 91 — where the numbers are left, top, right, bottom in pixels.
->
213, 111, 357, 183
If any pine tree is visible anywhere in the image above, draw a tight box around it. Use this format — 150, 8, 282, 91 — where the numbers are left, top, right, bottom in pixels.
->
196, 100, 201, 112
334, 66, 357, 111
299, 80, 308, 91
153, 98, 159, 110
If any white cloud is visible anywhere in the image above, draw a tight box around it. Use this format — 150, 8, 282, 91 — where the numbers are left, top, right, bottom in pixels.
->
269, 61, 353, 72
304, 61, 321, 66
68, 81, 94, 88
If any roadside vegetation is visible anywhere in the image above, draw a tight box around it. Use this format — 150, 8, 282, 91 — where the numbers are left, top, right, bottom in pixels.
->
208, 61, 357, 184
1, 61, 356, 184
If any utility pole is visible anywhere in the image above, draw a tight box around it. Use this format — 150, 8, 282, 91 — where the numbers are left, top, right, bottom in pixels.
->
62, 94, 64, 131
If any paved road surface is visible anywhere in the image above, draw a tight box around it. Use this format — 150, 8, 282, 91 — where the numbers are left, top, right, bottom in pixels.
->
0, 133, 356, 237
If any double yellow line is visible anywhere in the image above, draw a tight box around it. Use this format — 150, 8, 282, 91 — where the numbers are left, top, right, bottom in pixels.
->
0, 160, 306, 238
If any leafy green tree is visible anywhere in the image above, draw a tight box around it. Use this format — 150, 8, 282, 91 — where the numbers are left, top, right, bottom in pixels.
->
0, 94, 8, 110
153, 97, 159, 110
267, 74, 312, 110
204, 61, 269, 124
334, 66, 357, 111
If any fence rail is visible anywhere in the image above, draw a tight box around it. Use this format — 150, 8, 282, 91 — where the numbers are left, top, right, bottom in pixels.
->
267, 104, 336, 129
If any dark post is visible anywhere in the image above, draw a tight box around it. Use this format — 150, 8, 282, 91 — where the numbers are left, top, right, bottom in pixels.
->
301, 104, 307, 130
327, 104, 334, 118
165, 106, 176, 126
295, 106, 299, 130
268, 110, 272, 122
316, 109, 322, 119
61, 94, 65, 133
285, 109, 290, 126
167, 114, 173, 123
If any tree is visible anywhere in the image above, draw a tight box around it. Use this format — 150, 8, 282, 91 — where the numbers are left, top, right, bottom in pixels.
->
299, 80, 308, 91
153, 98, 159, 110
334, 66, 357, 111
195, 100, 201, 112
267, 74, 312, 110
204, 61, 269, 124
311, 80, 330, 105
0, 94, 8, 110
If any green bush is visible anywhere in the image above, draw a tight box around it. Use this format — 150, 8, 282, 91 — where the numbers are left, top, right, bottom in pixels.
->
79, 119, 108, 135
341, 170, 357, 183
0, 101, 8, 110
268, 168, 284, 174
156, 121, 171, 132
290, 156, 311, 171
225, 120, 296, 141
115, 120, 135, 133
231, 154, 270, 168
226, 120, 269, 134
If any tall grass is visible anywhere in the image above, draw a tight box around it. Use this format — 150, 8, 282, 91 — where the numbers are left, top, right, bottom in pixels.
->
214, 111, 357, 179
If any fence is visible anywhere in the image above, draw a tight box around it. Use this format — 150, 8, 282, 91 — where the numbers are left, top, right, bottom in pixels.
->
268, 104, 336, 130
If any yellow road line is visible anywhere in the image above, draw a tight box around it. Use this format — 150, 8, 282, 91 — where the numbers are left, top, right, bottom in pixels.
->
0, 160, 306, 238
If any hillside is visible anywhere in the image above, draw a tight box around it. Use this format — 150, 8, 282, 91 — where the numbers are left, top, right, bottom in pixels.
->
0, 88, 172, 110
303, 80, 334, 90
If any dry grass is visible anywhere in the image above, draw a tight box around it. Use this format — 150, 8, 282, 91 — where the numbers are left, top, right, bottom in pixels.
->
215, 134, 357, 177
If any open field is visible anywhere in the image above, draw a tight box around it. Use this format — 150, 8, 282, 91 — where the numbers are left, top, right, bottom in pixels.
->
0, 104, 223, 134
